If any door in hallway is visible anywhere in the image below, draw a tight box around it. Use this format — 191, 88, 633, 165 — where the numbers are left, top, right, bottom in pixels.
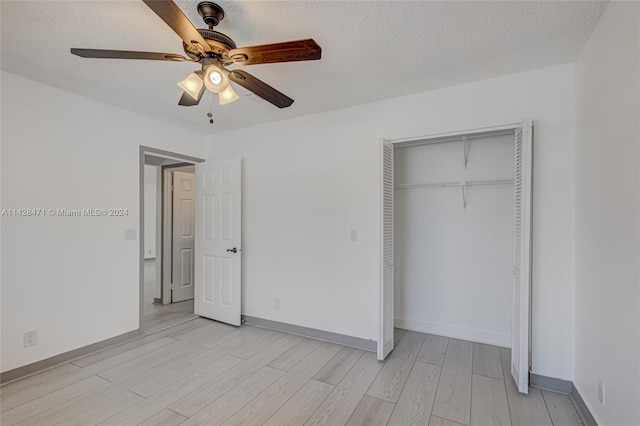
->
172, 170, 195, 302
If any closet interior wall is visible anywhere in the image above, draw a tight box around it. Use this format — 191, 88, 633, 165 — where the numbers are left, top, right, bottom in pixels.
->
394, 132, 515, 347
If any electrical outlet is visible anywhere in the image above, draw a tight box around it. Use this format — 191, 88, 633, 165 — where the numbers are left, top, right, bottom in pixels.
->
24, 330, 38, 348
598, 381, 605, 406
350, 229, 358, 242
274, 298, 281, 310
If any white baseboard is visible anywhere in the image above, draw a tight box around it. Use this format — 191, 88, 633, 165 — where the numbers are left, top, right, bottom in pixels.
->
395, 317, 511, 347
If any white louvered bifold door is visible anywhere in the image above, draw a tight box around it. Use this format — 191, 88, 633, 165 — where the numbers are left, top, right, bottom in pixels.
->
511, 120, 533, 393
379, 142, 394, 360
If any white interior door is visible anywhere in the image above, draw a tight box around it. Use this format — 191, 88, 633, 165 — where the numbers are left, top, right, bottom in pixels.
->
378, 142, 394, 360
511, 120, 533, 393
195, 159, 242, 326
171, 171, 195, 303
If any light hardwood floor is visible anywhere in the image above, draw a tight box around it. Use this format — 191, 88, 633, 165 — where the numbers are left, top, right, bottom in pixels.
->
0, 321, 584, 426
143, 259, 197, 333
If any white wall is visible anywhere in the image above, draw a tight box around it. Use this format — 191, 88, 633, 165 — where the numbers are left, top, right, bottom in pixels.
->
574, 2, 640, 425
143, 165, 157, 259
0, 71, 205, 372
394, 135, 514, 346
206, 64, 576, 379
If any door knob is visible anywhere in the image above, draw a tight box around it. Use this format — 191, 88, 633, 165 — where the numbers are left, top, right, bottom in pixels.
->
226, 247, 238, 253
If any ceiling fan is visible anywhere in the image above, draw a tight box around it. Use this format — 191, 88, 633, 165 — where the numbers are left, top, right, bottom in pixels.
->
71, 0, 321, 115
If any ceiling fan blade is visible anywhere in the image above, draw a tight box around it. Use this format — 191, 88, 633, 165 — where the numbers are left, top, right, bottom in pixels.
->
227, 39, 321, 65
228, 70, 294, 108
71, 48, 190, 61
142, 0, 210, 53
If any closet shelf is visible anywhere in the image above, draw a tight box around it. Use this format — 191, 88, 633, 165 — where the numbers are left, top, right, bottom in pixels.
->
396, 179, 514, 208
395, 179, 514, 190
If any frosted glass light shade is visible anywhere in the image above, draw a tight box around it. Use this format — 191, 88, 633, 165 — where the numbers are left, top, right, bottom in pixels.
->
218, 85, 239, 105
204, 65, 228, 93
177, 73, 204, 100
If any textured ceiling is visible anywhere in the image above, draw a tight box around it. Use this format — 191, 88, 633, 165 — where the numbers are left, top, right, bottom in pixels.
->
1, 1, 606, 134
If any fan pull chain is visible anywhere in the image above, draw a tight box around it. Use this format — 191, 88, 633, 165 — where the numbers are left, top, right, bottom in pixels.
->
207, 91, 214, 124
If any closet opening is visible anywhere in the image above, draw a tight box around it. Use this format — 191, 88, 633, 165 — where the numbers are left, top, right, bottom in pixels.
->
379, 122, 533, 393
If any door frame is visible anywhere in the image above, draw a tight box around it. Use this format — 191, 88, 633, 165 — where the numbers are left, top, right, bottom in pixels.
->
139, 146, 204, 333
378, 121, 530, 371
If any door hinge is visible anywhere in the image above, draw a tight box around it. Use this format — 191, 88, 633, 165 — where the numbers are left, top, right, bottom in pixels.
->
171, 184, 174, 192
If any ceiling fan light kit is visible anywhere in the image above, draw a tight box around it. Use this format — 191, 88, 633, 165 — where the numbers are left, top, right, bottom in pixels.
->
70, 0, 322, 123
202, 59, 227, 93
218, 85, 239, 105
177, 72, 205, 100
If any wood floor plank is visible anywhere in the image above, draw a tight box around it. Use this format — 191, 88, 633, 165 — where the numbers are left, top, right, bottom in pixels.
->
388, 361, 441, 426
499, 347, 552, 426
161, 318, 212, 339
126, 328, 264, 398
541, 390, 583, 426
169, 334, 303, 417
263, 380, 334, 426
417, 335, 449, 367
15, 381, 137, 426
71, 335, 166, 368
173, 321, 235, 344
470, 374, 510, 426
268, 338, 322, 371
223, 342, 343, 426
128, 350, 220, 397
345, 395, 395, 426
367, 330, 426, 402
429, 416, 465, 426
18, 342, 217, 426
139, 409, 188, 426
228, 329, 285, 359
182, 367, 284, 426
432, 339, 473, 425
167, 321, 223, 342
142, 301, 196, 333
97, 340, 206, 382
196, 324, 267, 350
66, 318, 201, 371
312, 346, 364, 386
54, 390, 143, 426
143, 309, 193, 325
395, 329, 407, 347
1, 337, 176, 412
99, 355, 244, 426
143, 300, 193, 321
1, 376, 108, 426
0, 364, 80, 398
305, 352, 384, 426
143, 312, 198, 334
472, 344, 503, 380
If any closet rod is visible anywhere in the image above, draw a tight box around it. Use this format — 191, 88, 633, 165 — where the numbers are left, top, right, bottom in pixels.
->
393, 128, 516, 149
395, 178, 514, 190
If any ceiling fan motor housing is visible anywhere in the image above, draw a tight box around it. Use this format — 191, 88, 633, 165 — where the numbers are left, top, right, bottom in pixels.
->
182, 3, 236, 61
198, 2, 225, 28
183, 28, 236, 60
